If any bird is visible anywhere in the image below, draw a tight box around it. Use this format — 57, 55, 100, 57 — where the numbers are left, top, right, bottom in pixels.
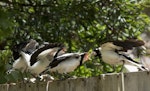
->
43, 52, 89, 76
28, 43, 66, 77
93, 39, 148, 72
7, 39, 39, 74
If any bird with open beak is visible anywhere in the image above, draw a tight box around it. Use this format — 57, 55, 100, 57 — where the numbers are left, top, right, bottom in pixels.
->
43, 52, 89, 75
93, 39, 148, 72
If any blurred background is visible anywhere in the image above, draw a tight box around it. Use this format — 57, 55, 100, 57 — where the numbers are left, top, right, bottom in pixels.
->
0, 0, 150, 84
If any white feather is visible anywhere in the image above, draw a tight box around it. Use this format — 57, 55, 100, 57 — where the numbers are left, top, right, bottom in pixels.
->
49, 53, 84, 74
29, 59, 50, 76
50, 58, 80, 74
8, 52, 30, 73
124, 65, 139, 72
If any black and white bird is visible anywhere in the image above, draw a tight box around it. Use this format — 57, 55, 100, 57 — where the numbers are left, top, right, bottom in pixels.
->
93, 39, 147, 72
28, 43, 66, 77
7, 39, 39, 74
43, 52, 89, 74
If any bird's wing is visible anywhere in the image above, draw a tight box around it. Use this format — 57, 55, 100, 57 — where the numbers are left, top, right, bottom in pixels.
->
112, 39, 144, 51
119, 53, 140, 64
49, 53, 76, 68
30, 43, 64, 66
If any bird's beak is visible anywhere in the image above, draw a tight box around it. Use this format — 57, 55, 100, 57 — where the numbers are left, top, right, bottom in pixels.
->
58, 47, 67, 55
83, 52, 89, 61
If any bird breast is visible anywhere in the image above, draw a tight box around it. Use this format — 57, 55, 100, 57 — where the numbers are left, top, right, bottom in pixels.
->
101, 50, 124, 65
49, 58, 80, 74
28, 60, 51, 76
13, 53, 30, 72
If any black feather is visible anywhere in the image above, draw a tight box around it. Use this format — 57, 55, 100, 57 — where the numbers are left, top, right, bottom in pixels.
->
114, 50, 140, 64
30, 43, 64, 66
93, 48, 102, 58
49, 56, 70, 68
12, 50, 21, 60
12, 41, 29, 60
121, 54, 140, 64
79, 53, 86, 66
112, 40, 144, 51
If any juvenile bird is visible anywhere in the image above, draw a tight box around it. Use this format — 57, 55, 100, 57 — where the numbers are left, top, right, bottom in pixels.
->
28, 43, 66, 77
43, 52, 89, 75
7, 39, 39, 74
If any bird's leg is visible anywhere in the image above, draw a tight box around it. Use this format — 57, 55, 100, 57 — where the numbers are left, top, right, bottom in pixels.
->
101, 61, 107, 73
19, 71, 25, 83
58, 73, 70, 80
99, 57, 106, 73
63, 73, 71, 79
54, 71, 69, 80
119, 60, 125, 72
29, 73, 41, 82
50, 71, 61, 80
31, 75, 42, 83
24, 71, 32, 83
57, 73, 65, 80
111, 65, 116, 73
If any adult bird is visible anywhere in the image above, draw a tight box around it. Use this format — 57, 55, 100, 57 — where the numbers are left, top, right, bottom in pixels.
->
28, 43, 66, 77
93, 39, 147, 72
7, 39, 39, 74
43, 52, 89, 77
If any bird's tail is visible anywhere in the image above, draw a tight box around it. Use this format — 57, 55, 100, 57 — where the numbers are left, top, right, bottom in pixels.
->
124, 64, 146, 72
140, 56, 150, 70
121, 54, 148, 71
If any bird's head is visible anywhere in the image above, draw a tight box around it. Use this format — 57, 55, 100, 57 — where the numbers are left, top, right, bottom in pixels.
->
58, 46, 67, 55
53, 46, 67, 58
101, 42, 122, 51
11, 42, 28, 60
92, 48, 101, 58
13, 42, 28, 53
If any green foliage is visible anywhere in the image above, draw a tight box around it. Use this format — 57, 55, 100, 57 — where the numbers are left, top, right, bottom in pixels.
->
0, 50, 12, 84
0, 0, 150, 83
